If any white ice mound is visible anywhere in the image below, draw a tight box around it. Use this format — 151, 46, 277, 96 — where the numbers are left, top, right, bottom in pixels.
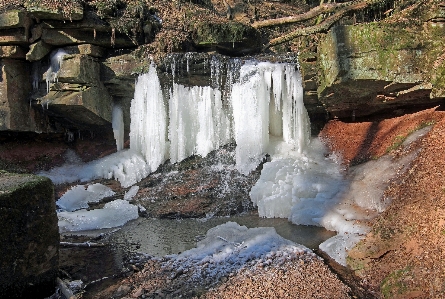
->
56, 183, 115, 212
251, 138, 345, 222
252, 125, 431, 266
166, 222, 313, 282
39, 149, 153, 188
58, 199, 139, 232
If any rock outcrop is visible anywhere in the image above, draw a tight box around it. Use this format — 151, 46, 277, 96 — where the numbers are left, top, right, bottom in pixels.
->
0, 171, 59, 298
0, 1, 263, 136
317, 2, 445, 119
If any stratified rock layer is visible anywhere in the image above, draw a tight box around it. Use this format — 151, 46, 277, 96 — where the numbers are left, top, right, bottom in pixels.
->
317, 2, 445, 118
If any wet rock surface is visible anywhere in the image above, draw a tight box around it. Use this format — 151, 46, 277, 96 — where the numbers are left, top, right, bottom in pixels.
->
132, 144, 259, 218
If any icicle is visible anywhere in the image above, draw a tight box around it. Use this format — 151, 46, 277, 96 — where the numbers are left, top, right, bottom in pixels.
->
231, 62, 270, 175
46, 49, 67, 94
112, 104, 125, 151
130, 63, 168, 173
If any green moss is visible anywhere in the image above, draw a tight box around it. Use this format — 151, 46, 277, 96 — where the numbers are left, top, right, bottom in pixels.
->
346, 255, 366, 271
386, 135, 407, 153
381, 266, 414, 299
385, 120, 435, 153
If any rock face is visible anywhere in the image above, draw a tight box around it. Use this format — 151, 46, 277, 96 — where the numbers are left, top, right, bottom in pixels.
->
0, 2, 264, 136
0, 171, 59, 298
0, 1, 444, 136
317, 2, 445, 118
0, 59, 34, 131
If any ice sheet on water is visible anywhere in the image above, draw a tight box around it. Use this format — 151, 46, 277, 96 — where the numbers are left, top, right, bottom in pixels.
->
56, 183, 115, 212
58, 199, 139, 232
165, 221, 313, 283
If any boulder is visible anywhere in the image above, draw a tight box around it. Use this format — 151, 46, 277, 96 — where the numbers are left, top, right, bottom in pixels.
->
0, 10, 33, 29
64, 44, 107, 58
0, 28, 30, 45
57, 54, 100, 84
0, 171, 59, 299
38, 84, 113, 127
191, 21, 261, 55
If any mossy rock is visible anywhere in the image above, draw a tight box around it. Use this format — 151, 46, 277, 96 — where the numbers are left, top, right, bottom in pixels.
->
317, 4, 445, 118
0, 171, 59, 298
191, 21, 261, 55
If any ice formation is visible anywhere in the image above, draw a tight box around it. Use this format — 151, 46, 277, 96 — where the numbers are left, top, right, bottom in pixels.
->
124, 185, 140, 200
251, 123, 431, 265
232, 62, 310, 174
56, 183, 115, 212
41, 60, 308, 187
46, 48, 67, 93
164, 222, 314, 283
37, 54, 427, 265
58, 199, 139, 232
112, 104, 125, 151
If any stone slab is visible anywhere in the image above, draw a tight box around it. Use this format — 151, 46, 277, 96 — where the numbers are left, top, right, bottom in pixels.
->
42, 28, 140, 48
0, 10, 32, 29
39, 84, 113, 127
0, 45, 27, 59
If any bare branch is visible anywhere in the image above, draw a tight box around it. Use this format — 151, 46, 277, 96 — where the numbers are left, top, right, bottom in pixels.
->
252, 1, 355, 29
264, 0, 381, 50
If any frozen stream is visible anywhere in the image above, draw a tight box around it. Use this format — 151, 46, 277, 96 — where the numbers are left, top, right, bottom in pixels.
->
108, 214, 335, 256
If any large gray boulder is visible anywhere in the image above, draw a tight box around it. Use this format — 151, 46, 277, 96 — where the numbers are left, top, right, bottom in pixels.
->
317, 3, 445, 118
0, 171, 59, 298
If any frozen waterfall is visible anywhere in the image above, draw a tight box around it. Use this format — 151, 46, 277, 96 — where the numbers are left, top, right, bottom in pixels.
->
40, 56, 384, 265
40, 60, 310, 187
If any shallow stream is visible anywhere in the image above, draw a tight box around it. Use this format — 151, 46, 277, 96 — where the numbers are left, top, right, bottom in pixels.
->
59, 212, 335, 286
